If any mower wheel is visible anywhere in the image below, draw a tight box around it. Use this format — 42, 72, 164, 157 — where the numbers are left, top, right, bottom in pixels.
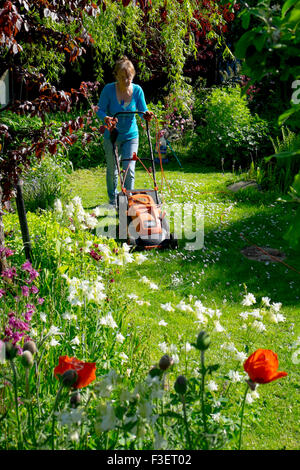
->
170, 232, 178, 249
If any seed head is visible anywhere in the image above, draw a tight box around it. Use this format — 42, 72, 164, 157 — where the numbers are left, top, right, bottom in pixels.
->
62, 369, 78, 388
5, 342, 18, 360
21, 350, 34, 368
159, 354, 174, 371
23, 341, 37, 355
174, 375, 187, 395
195, 331, 211, 351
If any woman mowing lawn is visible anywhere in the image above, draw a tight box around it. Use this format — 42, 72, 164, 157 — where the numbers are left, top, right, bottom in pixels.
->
96, 56, 154, 207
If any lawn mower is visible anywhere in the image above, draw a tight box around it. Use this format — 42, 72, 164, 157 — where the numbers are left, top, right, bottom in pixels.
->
109, 111, 177, 250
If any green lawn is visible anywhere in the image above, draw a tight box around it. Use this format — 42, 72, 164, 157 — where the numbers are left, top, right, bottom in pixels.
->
68, 159, 300, 450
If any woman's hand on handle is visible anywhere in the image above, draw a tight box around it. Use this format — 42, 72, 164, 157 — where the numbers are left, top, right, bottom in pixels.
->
144, 111, 154, 122
104, 116, 118, 130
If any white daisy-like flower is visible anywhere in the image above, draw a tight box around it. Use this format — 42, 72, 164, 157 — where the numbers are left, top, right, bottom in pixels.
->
262, 296, 271, 307
48, 325, 63, 336
161, 302, 174, 312
40, 312, 47, 323
140, 276, 150, 284
100, 313, 118, 329
214, 320, 225, 333
183, 342, 192, 353
116, 333, 125, 343
211, 412, 221, 423
135, 253, 148, 264
158, 320, 168, 326
228, 370, 244, 383
158, 341, 168, 353
149, 282, 159, 290
271, 302, 282, 312
71, 336, 80, 346
235, 351, 248, 363
119, 352, 129, 363
127, 293, 139, 300
207, 380, 218, 392
242, 293, 256, 306
49, 338, 60, 347
252, 320, 266, 332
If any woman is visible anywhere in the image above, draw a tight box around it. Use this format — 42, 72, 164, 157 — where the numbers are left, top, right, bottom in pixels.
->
96, 56, 153, 207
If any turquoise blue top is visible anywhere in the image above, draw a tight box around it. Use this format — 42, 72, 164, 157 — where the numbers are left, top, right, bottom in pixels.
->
96, 82, 148, 141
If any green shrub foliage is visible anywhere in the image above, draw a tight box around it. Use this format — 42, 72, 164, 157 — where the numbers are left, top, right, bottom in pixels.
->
193, 86, 269, 168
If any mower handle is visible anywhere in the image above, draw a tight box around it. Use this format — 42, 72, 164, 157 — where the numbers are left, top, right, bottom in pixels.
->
112, 111, 146, 119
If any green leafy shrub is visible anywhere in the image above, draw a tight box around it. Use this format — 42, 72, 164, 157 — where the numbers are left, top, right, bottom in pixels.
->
265, 128, 300, 193
192, 86, 270, 168
22, 153, 72, 212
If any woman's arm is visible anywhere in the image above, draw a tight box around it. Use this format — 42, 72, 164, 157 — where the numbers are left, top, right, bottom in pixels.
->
96, 84, 110, 121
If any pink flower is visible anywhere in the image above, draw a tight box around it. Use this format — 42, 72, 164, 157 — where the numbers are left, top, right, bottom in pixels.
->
37, 297, 45, 304
21, 286, 30, 297
30, 285, 39, 294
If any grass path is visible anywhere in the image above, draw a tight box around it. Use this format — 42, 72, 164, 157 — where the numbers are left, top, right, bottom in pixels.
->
68, 160, 300, 450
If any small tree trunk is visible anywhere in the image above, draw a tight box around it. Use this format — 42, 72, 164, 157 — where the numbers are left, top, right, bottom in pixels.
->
0, 185, 9, 272
15, 179, 32, 262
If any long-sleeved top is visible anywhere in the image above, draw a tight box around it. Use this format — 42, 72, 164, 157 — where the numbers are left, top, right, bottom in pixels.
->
96, 82, 148, 141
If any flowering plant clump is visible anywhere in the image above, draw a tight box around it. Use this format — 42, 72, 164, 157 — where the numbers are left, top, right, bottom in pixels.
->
54, 196, 98, 232
1, 257, 41, 353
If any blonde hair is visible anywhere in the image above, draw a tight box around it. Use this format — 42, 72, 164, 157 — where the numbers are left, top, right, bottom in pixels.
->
113, 56, 136, 78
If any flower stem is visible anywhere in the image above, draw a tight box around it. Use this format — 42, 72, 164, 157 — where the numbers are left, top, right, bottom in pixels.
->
182, 395, 192, 449
238, 384, 249, 450
200, 351, 208, 440
10, 359, 23, 449
51, 383, 64, 450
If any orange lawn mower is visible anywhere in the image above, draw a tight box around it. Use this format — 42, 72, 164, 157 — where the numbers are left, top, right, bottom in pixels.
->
109, 111, 178, 250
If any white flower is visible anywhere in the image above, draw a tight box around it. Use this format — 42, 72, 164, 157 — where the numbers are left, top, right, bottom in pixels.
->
100, 313, 118, 329
161, 302, 174, 312
274, 313, 285, 323
211, 412, 221, 423
135, 253, 148, 264
140, 276, 150, 284
158, 320, 168, 326
176, 300, 194, 312
158, 341, 168, 353
271, 302, 282, 312
49, 338, 60, 347
262, 296, 271, 307
48, 325, 63, 336
242, 293, 256, 306
169, 344, 178, 353
58, 409, 83, 426
116, 333, 125, 343
239, 311, 249, 320
71, 336, 80, 346
54, 199, 63, 214
119, 352, 129, 363
207, 380, 218, 392
183, 342, 192, 353
252, 320, 266, 332
172, 353, 180, 364
122, 242, 131, 252
127, 293, 139, 300
214, 320, 225, 333
40, 312, 47, 323
221, 342, 237, 353
228, 370, 244, 383
96, 403, 118, 432
62, 312, 72, 321
149, 282, 159, 290
235, 351, 248, 362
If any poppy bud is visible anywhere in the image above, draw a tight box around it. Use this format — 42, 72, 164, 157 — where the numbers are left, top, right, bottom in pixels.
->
174, 375, 187, 395
195, 331, 211, 351
62, 369, 78, 388
159, 354, 174, 371
21, 350, 34, 368
23, 341, 37, 355
5, 342, 18, 360
70, 391, 81, 408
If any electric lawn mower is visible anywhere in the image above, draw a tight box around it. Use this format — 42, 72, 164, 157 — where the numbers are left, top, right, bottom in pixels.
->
109, 111, 177, 250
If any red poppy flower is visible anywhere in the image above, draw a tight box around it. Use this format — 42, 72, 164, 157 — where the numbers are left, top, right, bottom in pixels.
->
54, 355, 96, 389
244, 349, 287, 384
